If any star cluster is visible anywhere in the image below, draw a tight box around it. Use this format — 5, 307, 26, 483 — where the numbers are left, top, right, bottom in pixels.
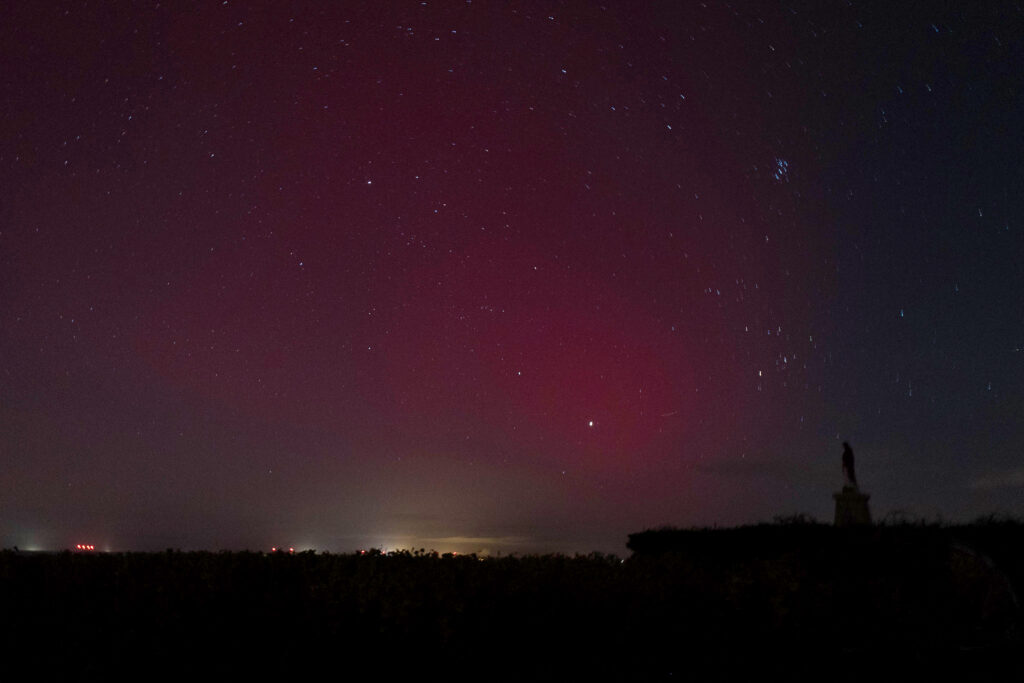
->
2, 1, 1022, 553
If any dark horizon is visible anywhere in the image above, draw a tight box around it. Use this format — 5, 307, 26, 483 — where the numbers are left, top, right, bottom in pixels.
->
3, 1, 1023, 555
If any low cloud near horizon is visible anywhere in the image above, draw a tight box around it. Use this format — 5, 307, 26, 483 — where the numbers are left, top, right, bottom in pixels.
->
969, 467, 1024, 491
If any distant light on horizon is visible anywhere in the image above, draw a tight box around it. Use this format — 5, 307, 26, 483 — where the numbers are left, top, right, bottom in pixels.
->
2, 1, 1022, 555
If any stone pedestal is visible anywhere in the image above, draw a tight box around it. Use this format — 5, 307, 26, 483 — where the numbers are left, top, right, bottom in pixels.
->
833, 486, 872, 527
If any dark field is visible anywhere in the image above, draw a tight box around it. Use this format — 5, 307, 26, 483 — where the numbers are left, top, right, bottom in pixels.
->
3, 521, 1021, 680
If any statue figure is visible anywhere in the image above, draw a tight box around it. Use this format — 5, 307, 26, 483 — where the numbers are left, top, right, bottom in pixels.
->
842, 442, 858, 489
834, 441, 870, 526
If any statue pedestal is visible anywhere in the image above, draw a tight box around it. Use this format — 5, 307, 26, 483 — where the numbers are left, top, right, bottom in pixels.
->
833, 486, 872, 527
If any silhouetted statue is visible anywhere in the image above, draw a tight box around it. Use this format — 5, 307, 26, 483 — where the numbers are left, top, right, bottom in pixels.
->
842, 442, 857, 489
834, 441, 870, 525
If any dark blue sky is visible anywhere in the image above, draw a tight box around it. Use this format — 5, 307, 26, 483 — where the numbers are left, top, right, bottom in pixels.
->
2, 1, 1022, 554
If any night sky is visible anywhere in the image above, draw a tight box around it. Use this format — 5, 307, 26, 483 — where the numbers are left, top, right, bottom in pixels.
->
3, 1, 1022, 555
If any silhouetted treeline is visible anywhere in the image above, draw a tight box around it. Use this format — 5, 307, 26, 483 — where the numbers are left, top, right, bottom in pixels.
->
2, 519, 1021, 680
627, 517, 1022, 677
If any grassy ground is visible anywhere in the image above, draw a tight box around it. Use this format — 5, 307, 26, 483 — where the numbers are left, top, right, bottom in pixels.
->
2, 520, 1021, 680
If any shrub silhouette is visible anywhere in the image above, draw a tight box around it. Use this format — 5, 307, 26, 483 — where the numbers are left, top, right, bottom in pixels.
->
2, 520, 1022, 679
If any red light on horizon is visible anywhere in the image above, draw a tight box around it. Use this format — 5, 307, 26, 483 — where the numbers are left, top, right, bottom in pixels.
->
74, 544, 95, 551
